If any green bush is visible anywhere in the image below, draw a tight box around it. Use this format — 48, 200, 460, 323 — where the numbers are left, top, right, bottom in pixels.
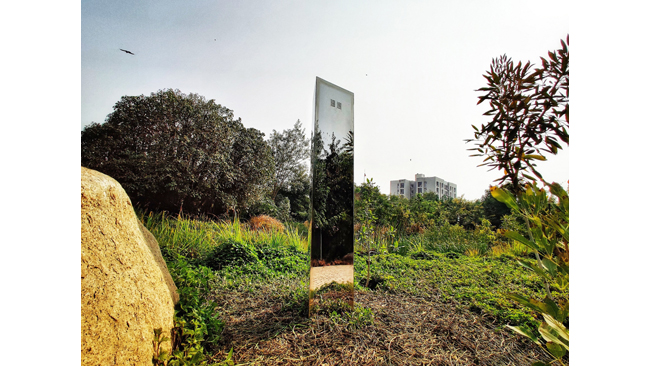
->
206, 238, 260, 270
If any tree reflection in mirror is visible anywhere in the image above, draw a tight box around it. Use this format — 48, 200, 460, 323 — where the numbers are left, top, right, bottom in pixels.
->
309, 77, 354, 316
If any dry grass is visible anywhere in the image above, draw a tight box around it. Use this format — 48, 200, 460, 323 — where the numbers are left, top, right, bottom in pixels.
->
207, 278, 553, 366
249, 215, 286, 232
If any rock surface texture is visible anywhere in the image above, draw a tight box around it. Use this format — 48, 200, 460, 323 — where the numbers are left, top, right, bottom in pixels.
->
81, 167, 178, 366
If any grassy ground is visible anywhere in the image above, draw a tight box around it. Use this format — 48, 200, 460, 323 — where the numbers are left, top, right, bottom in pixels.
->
142, 212, 568, 365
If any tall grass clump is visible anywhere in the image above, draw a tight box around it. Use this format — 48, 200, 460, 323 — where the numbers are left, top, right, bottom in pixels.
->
141, 211, 217, 262
412, 220, 495, 256
140, 211, 309, 265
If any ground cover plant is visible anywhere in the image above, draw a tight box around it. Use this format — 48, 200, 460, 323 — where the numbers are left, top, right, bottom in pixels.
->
141, 211, 566, 365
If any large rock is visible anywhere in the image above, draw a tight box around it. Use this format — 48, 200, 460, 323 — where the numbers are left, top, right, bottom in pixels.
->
81, 167, 179, 366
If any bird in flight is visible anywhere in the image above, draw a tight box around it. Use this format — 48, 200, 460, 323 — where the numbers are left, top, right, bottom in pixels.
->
119, 48, 135, 55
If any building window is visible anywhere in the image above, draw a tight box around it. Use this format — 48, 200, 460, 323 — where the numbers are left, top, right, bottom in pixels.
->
337, 102, 342, 109
418, 182, 422, 187
418, 188, 422, 193
330, 99, 336, 107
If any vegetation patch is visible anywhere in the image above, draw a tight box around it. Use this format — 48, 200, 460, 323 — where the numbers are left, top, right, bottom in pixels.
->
206, 238, 260, 269
141, 212, 563, 365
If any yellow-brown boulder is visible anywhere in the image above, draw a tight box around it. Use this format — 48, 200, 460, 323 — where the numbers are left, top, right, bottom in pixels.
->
81, 167, 178, 365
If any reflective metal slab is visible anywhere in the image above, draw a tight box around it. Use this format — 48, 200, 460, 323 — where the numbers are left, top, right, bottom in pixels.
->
309, 77, 354, 315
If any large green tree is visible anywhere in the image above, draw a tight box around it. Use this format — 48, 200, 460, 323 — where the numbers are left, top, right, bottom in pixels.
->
81, 89, 274, 216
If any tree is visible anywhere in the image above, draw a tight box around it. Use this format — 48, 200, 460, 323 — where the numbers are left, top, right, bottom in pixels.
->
441, 197, 486, 231
81, 89, 274, 216
267, 120, 310, 201
470, 37, 570, 365
466, 35, 569, 193
310, 123, 354, 263
263, 120, 311, 221
355, 178, 391, 228
480, 187, 511, 229
277, 169, 311, 222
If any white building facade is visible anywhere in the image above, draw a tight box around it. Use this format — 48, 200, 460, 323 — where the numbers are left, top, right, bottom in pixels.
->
390, 174, 457, 199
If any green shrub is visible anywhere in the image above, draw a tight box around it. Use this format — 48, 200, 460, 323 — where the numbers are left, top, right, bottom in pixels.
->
258, 245, 309, 274
491, 184, 569, 365
166, 258, 225, 365
206, 238, 260, 270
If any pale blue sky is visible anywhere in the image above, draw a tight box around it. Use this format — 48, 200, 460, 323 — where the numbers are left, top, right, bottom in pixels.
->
81, 0, 569, 199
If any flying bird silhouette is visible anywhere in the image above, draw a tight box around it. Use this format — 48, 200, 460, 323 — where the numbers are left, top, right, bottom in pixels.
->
119, 48, 135, 55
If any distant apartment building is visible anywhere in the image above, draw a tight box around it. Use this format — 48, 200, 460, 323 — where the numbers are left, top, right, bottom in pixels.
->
390, 174, 457, 199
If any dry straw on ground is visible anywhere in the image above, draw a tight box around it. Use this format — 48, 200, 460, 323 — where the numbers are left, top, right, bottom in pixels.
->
208, 279, 553, 366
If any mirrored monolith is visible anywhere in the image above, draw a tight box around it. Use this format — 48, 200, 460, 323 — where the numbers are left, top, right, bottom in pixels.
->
309, 77, 354, 316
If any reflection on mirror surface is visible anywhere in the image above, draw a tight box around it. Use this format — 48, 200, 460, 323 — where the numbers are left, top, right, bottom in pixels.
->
309, 77, 354, 315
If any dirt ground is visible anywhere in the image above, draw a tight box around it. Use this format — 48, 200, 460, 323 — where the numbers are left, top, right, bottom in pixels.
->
208, 283, 555, 366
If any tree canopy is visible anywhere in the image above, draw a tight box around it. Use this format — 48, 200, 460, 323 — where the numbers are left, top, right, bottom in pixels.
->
354, 179, 489, 235
81, 89, 274, 216
267, 120, 310, 201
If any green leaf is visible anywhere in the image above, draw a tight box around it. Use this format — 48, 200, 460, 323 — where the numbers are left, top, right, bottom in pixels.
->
489, 186, 518, 210
541, 297, 561, 322
503, 231, 539, 251
542, 313, 569, 343
506, 293, 547, 314
506, 325, 541, 346
539, 320, 569, 351
522, 154, 546, 161
541, 258, 558, 276
546, 341, 566, 359
522, 173, 538, 181
516, 259, 550, 279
